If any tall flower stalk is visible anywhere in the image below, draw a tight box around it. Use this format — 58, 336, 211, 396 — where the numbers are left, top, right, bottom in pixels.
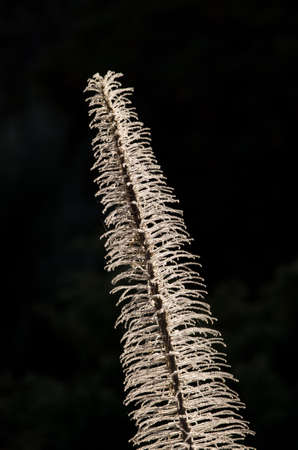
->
84, 71, 254, 449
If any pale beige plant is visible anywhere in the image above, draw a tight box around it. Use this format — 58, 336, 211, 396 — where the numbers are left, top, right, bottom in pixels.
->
84, 71, 255, 449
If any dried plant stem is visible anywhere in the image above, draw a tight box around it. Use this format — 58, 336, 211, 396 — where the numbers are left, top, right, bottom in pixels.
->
106, 86, 194, 447
85, 71, 255, 449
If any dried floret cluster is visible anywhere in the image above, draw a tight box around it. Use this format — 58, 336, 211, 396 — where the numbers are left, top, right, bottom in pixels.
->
85, 71, 254, 449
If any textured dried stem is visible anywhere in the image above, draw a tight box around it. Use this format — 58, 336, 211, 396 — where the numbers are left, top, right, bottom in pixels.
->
84, 71, 255, 449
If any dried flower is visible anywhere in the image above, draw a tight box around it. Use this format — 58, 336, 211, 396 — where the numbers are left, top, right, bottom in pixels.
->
84, 71, 255, 449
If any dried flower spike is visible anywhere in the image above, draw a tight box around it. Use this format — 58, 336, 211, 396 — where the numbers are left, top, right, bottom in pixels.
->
84, 71, 255, 449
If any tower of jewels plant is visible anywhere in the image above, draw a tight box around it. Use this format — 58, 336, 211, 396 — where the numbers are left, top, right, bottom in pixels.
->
84, 71, 255, 449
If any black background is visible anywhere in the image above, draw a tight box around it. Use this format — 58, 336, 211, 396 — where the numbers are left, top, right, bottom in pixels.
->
1, 1, 297, 448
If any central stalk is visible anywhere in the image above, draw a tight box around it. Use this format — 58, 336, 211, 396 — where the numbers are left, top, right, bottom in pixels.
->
102, 86, 194, 449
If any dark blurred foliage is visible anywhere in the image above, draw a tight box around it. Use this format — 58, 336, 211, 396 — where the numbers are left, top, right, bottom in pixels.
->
1, 1, 297, 448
